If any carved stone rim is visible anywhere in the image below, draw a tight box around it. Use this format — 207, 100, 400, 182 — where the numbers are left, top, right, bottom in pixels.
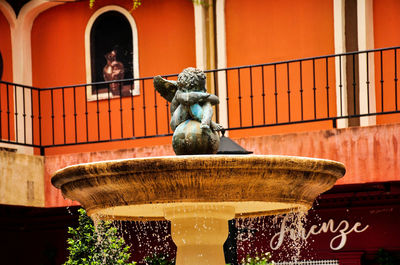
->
52, 155, 345, 189
51, 155, 345, 220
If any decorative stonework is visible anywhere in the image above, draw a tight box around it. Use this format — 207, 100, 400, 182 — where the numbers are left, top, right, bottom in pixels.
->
0, 151, 44, 207
51, 155, 345, 220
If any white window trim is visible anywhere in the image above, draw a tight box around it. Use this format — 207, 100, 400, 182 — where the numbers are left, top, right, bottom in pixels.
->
333, 0, 349, 129
84, 5, 140, 101
193, 3, 206, 71
215, 0, 228, 130
334, 0, 377, 128
357, 0, 376, 126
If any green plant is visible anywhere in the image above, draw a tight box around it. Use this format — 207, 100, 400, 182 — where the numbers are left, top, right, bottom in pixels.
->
375, 248, 396, 265
64, 208, 135, 265
240, 252, 274, 265
143, 253, 175, 265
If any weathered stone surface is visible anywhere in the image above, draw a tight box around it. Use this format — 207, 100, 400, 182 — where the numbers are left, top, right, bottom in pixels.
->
44, 143, 174, 207
0, 151, 44, 207
172, 120, 220, 155
51, 155, 345, 220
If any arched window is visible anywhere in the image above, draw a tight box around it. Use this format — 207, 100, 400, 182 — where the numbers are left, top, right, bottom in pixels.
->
85, 6, 139, 100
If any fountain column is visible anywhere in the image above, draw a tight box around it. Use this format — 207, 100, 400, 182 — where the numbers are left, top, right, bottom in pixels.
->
164, 205, 235, 265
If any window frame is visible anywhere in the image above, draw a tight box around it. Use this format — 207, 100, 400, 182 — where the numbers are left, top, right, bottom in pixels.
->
84, 5, 140, 101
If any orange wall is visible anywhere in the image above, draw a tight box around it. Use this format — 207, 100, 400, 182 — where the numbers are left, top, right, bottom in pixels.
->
0, 11, 14, 141
373, 0, 400, 49
31, 0, 196, 87
224, 0, 336, 138
0, 11, 12, 82
373, 0, 400, 125
225, 0, 335, 66
30, 0, 196, 154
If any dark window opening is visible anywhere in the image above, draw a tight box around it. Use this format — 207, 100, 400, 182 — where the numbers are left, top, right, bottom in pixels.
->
5, 0, 30, 16
90, 11, 133, 97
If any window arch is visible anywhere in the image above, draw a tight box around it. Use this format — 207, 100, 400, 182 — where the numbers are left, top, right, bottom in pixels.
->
85, 6, 139, 100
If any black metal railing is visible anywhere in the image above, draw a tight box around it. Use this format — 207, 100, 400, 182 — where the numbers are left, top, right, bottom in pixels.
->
1, 46, 399, 154
218, 46, 400, 132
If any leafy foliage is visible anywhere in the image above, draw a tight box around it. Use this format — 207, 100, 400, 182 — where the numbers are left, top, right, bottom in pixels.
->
143, 253, 175, 265
240, 252, 274, 265
64, 208, 135, 265
376, 248, 396, 265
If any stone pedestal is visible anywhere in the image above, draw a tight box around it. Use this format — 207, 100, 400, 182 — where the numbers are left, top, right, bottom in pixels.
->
165, 205, 235, 265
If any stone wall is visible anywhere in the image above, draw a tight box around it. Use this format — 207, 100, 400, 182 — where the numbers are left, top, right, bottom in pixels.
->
0, 151, 44, 206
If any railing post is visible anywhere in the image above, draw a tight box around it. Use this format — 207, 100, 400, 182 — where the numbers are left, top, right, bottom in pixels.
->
38, 89, 42, 147
335, 54, 349, 128
0, 82, 2, 140
217, 69, 229, 132
14, 85, 19, 143
358, 50, 376, 126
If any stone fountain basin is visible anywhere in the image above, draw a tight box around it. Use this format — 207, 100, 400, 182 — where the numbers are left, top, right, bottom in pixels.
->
51, 155, 345, 221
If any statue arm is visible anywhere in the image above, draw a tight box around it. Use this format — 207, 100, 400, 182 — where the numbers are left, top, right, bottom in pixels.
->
206, 94, 219, 105
175, 91, 210, 106
170, 96, 179, 115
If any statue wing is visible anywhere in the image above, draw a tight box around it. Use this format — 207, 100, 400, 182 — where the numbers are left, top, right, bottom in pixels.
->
153, 75, 178, 102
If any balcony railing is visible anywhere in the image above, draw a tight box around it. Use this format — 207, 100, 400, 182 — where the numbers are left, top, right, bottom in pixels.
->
1, 47, 400, 154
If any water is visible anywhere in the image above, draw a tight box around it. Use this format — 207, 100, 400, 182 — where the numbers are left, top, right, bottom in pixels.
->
235, 210, 311, 263
74, 208, 318, 264
114, 220, 176, 263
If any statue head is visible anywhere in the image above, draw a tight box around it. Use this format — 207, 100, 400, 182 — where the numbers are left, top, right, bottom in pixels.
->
105, 50, 117, 62
177, 67, 206, 92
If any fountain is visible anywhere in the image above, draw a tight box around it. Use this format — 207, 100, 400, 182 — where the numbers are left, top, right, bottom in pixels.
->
52, 68, 345, 265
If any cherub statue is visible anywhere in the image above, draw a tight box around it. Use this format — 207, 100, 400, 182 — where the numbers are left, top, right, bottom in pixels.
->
103, 50, 124, 95
154, 67, 223, 155
154, 67, 223, 132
